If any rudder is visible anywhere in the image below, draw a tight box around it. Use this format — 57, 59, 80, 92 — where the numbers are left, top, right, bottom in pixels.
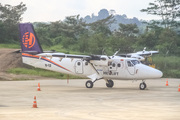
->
19, 23, 43, 54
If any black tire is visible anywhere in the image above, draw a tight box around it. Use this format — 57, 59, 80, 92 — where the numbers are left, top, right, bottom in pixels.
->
144, 83, 147, 88
106, 80, 114, 88
86, 80, 93, 88
139, 83, 146, 90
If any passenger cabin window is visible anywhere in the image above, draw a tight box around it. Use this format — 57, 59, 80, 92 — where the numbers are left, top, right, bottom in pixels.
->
112, 63, 116, 67
77, 62, 81, 66
108, 62, 112, 66
117, 63, 121, 67
127, 61, 134, 67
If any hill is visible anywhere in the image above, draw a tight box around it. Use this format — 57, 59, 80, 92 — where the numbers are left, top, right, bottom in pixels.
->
83, 9, 142, 31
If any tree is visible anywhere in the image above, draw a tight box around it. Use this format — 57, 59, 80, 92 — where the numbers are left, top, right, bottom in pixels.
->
157, 28, 179, 54
0, 2, 27, 43
34, 23, 52, 46
141, 0, 180, 28
0, 2, 27, 25
0, 21, 7, 43
88, 15, 115, 36
78, 34, 89, 53
137, 31, 158, 48
88, 33, 107, 54
64, 15, 87, 39
117, 23, 139, 37
108, 35, 133, 53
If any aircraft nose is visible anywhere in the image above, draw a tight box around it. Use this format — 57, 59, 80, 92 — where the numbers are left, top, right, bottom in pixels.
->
147, 67, 163, 78
137, 64, 163, 79
154, 70, 163, 78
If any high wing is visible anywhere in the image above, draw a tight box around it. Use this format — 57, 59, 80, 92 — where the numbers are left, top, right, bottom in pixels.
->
37, 53, 109, 61
118, 47, 159, 61
134, 50, 159, 56
38, 53, 92, 61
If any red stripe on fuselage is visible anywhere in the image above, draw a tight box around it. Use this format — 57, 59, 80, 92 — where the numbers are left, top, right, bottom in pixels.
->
22, 53, 72, 72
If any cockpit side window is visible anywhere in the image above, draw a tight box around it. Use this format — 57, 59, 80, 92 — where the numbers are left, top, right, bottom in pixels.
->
131, 60, 140, 65
127, 61, 134, 67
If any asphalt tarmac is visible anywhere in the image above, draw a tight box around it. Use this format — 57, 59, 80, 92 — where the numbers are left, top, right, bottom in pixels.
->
0, 78, 180, 120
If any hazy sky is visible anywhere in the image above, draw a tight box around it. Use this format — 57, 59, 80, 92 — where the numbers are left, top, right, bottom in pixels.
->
1, 0, 159, 22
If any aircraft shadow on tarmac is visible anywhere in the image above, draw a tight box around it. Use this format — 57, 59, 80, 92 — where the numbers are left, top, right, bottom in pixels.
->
0, 105, 8, 107
59, 87, 146, 93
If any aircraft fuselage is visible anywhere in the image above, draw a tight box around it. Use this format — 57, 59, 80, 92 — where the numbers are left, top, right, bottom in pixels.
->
22, 53, 162, 81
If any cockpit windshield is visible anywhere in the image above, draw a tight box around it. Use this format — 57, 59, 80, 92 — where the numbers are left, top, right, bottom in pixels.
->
131, 60, 140, 65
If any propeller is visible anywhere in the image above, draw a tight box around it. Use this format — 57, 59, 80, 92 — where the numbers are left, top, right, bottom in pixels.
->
143, 47, 146, 53
101, 49, 111, 59
112, 49, 120, 58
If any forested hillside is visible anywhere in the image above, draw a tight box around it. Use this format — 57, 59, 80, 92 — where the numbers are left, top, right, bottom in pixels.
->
83, 9, 142, 31
0, 1, 180, 77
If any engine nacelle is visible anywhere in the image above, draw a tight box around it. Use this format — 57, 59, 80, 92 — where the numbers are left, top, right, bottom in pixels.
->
90, 55, 109, 66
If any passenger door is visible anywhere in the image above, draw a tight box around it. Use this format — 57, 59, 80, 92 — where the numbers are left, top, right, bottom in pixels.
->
126, 60, 135, 75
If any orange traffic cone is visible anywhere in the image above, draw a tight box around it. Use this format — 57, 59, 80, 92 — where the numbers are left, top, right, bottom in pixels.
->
37, 83, 41, 91
166, 79, 169, 86
32, 96, 37, 108
178, 84, 180, 92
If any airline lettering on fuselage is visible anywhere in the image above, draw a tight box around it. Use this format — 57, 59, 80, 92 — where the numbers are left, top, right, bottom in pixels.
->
103, 71, 119, 76
45, 64, 51, 67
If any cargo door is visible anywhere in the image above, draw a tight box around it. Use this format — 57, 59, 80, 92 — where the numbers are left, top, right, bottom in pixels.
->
75, 61, 83, 74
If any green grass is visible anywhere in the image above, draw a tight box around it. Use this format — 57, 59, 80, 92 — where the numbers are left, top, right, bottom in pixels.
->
12, 78, 35, 81
0, 44, 20, 49
153, 55, 180, 78
8, 68, 86, 79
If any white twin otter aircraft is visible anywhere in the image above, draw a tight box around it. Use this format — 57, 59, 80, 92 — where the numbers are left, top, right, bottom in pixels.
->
19, 23, 163, 90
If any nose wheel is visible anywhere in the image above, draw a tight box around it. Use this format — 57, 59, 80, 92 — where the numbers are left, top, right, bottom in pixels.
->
139, 82, 147, 90
106, 79, 114, 88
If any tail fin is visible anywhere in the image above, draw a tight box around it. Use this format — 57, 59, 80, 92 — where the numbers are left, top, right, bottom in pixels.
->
19, 23, 43, 54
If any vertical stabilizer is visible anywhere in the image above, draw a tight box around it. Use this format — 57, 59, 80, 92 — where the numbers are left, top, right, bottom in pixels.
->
19, 23, 43, 53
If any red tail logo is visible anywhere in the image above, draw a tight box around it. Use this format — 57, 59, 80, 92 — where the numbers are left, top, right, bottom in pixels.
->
22, 32, 36, 48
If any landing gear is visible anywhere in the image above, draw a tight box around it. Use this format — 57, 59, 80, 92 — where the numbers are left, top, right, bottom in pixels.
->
106, 79, 114, 88
85, 80, 93, 88
139, 82, 147, 90
85, 79, 114, 88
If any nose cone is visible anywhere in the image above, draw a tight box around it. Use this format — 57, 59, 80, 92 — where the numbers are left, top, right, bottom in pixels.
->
152, 69, 163, 78
136, 64, 163, 79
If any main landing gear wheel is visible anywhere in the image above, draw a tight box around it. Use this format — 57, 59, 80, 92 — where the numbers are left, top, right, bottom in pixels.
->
139, 82, 147, 90
86, 80, 93, 88
106, 79, 114, 88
